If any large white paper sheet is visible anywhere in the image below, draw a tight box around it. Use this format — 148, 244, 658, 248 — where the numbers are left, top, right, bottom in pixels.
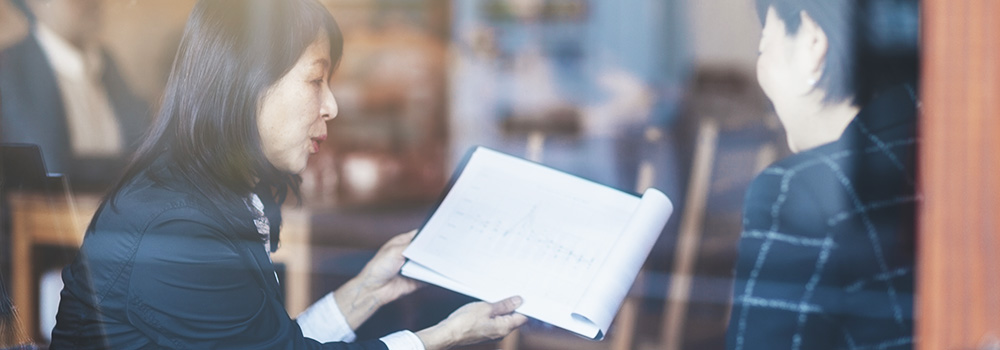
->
402, 147, 672, 339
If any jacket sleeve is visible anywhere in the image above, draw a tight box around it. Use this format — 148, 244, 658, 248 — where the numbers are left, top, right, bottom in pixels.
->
726, 169, 842, 350
125, 207, 388, 350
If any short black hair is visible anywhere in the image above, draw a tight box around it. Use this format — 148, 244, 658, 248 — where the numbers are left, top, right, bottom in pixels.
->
755, 0, 919, 106
109, 0, 343, 235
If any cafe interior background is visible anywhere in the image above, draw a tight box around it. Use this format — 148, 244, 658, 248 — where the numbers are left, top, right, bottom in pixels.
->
0, 0, 791, 348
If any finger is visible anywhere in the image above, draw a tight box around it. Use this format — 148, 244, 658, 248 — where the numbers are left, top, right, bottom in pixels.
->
384, 230, 418, 251
490, 296, 523, 317
379, 233, 413, 255
410, 279, 429, 289
393, 229, 418, 243
382, 242, 407, 257
488, 313, 528, 339
394, 276, 425, 291
504, 313, 529, 329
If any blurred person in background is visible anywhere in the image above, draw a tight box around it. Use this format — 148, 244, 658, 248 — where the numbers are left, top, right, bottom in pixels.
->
0, 0, 149, 191
0, 0, 28, 49
1, 0, 150, 343
49, 0, 525, 349
727, 0, 919, 349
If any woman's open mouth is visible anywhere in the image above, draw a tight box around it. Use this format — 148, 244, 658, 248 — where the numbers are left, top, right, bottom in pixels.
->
310, 134, 327, 153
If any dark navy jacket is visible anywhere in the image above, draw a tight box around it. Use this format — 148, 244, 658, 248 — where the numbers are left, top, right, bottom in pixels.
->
50, 163, 387, 350
727, 84, 918, 350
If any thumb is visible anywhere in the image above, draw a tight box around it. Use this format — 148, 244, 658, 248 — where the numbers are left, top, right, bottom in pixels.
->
386, 230, 417, 248
490, 296, 523, 317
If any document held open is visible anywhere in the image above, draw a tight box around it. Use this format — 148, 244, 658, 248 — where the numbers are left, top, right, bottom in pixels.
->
402, 146, 673, 340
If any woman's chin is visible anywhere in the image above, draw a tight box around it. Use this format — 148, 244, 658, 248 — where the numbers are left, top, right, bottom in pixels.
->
277, 160, 309, 175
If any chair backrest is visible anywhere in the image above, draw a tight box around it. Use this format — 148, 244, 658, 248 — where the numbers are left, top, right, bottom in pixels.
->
0, 143, 64, 193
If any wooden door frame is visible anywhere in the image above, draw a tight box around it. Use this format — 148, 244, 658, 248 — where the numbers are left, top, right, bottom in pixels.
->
918, 0, 1000, 348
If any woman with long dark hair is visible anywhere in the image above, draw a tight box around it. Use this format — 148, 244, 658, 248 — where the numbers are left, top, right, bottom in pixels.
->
50, 0, 525, 348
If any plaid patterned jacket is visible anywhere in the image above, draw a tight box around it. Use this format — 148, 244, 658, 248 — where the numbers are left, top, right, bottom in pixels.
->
727, 84, 918, 350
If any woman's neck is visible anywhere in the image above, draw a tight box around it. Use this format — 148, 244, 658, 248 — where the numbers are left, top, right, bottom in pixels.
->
786, 99, 860, 153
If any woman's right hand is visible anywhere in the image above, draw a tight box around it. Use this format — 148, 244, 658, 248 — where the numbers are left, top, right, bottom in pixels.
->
415, 296, 528, 350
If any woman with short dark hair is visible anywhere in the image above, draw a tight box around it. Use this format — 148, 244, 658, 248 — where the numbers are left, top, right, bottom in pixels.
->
50, 0, 525, 349
727, 0, 919, 349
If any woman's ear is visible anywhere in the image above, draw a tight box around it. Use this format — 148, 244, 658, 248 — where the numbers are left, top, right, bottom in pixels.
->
796, 10, 829, 88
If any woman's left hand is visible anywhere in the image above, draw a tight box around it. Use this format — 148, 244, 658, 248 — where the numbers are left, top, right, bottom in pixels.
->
334, 230, 423, 329
359, 230, 423, 302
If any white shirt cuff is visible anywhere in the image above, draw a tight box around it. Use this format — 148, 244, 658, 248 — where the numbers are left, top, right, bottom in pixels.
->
296, 292, 357, 343
380, 330, 426, 350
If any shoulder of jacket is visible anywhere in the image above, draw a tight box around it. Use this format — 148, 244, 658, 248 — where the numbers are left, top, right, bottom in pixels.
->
103, 179, 227, 232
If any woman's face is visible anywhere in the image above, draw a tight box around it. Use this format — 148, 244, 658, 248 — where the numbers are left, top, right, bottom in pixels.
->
258, 31, 337, 174
757, 7, 831, 152
757, 7, 804, 121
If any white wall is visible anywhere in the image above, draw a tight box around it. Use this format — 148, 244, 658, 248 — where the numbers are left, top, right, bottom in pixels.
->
687, 0, 762, 74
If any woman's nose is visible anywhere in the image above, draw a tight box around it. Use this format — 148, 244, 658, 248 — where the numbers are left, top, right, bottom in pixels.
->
321, 86, 338, 121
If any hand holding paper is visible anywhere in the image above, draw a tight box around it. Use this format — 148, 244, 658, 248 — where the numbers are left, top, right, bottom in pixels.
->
416, 296, 528, 350
402, 147, 673, 340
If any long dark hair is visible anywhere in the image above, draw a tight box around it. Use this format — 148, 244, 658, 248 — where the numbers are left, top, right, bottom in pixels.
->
108, 0, 343, 237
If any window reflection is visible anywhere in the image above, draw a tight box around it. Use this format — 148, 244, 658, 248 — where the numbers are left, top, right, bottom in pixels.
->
0, 0, 920, 348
